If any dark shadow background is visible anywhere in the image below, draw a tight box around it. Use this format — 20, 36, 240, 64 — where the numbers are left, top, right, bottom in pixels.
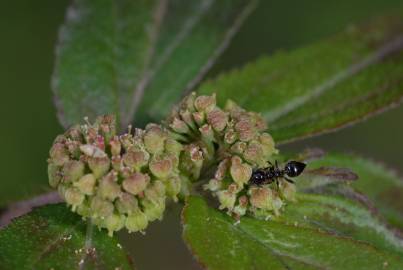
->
0, 1, 402, 269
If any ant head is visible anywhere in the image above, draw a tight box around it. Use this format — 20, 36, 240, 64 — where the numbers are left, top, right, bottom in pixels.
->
284, 161, 306, 177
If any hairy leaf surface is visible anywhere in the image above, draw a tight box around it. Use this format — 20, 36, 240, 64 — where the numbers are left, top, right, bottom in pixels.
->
183, 196, 403, 270
0, 204, 134, 270
198, 11, 403, 144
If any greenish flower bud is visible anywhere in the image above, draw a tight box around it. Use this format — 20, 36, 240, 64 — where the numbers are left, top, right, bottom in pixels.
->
65, 140, 81, 159
141, 198, 165, 222
206, 108, 228, 132
170, 117, 190, 134
248, 186, 281, 213
111, 155, 123, 171
164, 138, 183, 156
230, 141, 247, 155
233, 195, 249, 217
73, 174, 96, 195
48, 163, 62, 188
144, 181, 166, 203
144, 124, 166, 154
98, 172, 121, 201
126, 209, 148, 233
230, 156, 252, 187
259, 133, 278, 157
180, 92, 196, 112
279, 180, 296, 202
149, 154, 174, 179
109, 136, 121, 156
122, 149, 149, 171
76, 200, 91, 217
90, 196, 114, 218
65, 124, 82, 141
179, 110, 197, 130
192, 111, 205, 126
122, 172, 150, 195
199, 124, 215, 142
104, 214, 125, 237
224, 129, 237, 144
115, 193, 138, 215
203, 178, 222, 192
164, 176, 181, 201
49, 143, 70, 166
64, 187, 85, 211
217, 190, 236, 212
194, 94, 216, 112
88, 156, 110, 178
62, 160, 85, 182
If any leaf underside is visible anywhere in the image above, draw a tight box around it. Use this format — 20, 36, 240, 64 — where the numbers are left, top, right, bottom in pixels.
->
0, 204, 133, 270
198, 10, 403, 144
183, 196, 403, 270
52, 0, 256, 129
299, 152, 403, 230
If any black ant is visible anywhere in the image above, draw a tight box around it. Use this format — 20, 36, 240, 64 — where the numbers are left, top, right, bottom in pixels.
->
249, 160, 306, 186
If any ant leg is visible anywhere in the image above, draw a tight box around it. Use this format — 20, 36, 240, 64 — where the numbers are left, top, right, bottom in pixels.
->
284, 177, 295, 184
275, 160, 279, 169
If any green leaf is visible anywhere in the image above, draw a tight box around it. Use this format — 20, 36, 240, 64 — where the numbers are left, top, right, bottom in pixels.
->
278, 193, 403, 257
303, 152, 403, 229
183, 196, 403, 270
53, 0, 256, 128
0, 204, 134, 270
198, 11, 403, 144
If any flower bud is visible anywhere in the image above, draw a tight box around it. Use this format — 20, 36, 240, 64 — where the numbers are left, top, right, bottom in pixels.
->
192, 111, 205, 126
126, 209, 148, 233
65, 125, 82, 141
90, 196, 114, 218
122, 149, 149, 171
233, 195, 248, 217
115, 193, 138, 215
259, 133, 278, 157
109, 136, 121, 156
215, 159, 230, 180
206, 108, 228, 132
149, 154, 173, 179
203, 178, 222, 192
224, 129, 237, 144
144, 181, 166, 203
49, 143, 70, 166
179, 110, 197, 130
104, 214, 125, 236
62, 160, 85, 182
170, 117, 190, 134
122, 172, 150, 195
164, 176, 181, 201
141, 198, 165, 222
199, 124, 215, 142
73, 174, 96, 195
235, 119, 256, 142
230, 142, 247, 155
144, 124, 166, 154
48, 163, 62, 188
194, 94, 216, 112
230, 156, 252, 187
64, 187, 84, 211
243, 141, 264, 166
217, 190, 236, 212
95, 115, 116, 143
164, 138, 183, 156
98, 172, 121, 201
248, 186, 279, 211
88, 156, 110, 178
279, 180, 296, 201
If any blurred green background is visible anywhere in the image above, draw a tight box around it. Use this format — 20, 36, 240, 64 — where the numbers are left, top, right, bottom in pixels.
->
1, 1, 402, 269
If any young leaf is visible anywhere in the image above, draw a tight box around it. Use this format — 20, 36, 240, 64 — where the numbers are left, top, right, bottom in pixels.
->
183, 196, 403, 270
53, 0, 257, 128
0, 204, 134, 270
304, 153, 403, 229
198, 11, 403, 144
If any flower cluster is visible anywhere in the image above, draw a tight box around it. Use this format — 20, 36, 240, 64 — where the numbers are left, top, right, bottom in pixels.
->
47, 116, 183, 235
48, 93, 298, 235
166, 93, 296, 219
